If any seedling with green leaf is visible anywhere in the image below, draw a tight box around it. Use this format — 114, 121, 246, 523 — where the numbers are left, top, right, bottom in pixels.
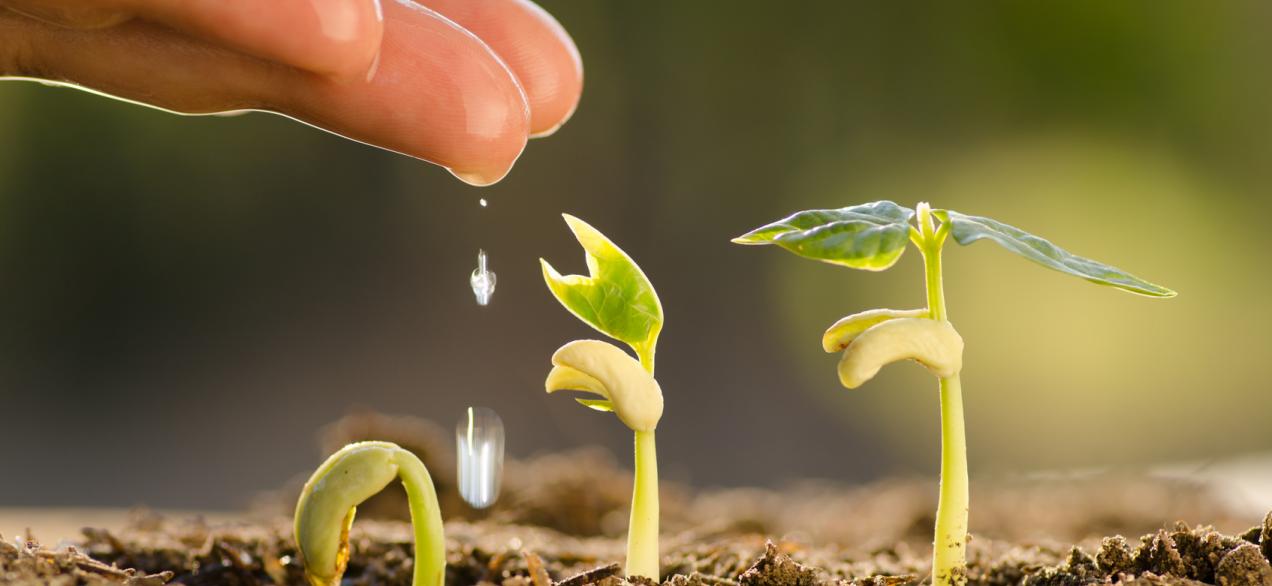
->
540, 214, 665, 580
734, 201, 1173, 586
294, 441, 445, 586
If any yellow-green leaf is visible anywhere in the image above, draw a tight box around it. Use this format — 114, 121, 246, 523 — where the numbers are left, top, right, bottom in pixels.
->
541, 215, 664, 368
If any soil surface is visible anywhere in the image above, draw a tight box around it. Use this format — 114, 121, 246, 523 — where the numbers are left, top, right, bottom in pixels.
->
4, 412, 1271, 586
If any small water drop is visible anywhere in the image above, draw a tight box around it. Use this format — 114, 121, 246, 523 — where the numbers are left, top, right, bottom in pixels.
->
470, 249, 496, 306
456, 407, 504, 509
478, 198, 488, 208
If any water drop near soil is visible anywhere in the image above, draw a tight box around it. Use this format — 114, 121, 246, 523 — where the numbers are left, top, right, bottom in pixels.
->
470, 249, 496, 306
456, 407, 504, 509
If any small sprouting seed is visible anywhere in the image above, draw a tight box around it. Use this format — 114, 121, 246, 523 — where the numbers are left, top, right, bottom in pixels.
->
294, 441, 445, 586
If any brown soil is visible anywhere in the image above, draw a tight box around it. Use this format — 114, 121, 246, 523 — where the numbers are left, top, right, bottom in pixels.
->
4, 412, 1271, 586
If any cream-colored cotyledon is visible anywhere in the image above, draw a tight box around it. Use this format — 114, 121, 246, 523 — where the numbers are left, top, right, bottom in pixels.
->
546, 339, 663, 432
823, 312, 963, 389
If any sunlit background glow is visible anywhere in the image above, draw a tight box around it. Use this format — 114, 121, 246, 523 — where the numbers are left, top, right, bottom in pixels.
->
1, 1, 1270, 509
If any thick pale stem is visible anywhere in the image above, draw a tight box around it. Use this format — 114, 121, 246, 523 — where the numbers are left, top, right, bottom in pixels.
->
933, 375, 968, 585
626, 430, 660, 580
917, 202, 967, 586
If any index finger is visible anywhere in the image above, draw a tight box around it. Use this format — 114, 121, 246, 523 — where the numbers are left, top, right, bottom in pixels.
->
131, 0, 385, 78
4, 0, 386, 78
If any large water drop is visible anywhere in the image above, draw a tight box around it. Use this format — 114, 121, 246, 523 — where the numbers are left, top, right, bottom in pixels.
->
456, 407, 504, 509
470, 249, 496, 306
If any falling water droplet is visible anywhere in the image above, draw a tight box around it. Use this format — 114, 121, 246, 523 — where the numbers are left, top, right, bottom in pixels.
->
456, 407, 504, 509
470, 249, 496, 306
479, 198, 488, 208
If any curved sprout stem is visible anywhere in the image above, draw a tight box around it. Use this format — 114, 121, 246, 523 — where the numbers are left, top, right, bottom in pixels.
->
917, 203, 968, 586
398, 448, 447, 586
294, 441, 446, 586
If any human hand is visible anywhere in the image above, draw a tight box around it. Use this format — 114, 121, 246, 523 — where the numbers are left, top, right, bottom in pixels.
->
0, 0, 582, 185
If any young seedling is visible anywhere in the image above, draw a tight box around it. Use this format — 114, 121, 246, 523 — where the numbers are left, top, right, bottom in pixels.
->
734, 201, 1174, 586
540, 214, 665, 580
294, 441, 445, 586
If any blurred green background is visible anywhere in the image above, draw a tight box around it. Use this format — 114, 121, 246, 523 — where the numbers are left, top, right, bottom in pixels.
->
1, 1, 1269, 509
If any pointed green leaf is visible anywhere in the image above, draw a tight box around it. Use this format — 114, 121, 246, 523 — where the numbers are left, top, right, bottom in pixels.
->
541, 215, 664, 366
733, 200, 914, 244
732, 201, 915, 271
940, 210, 1176, 298
575, 398, 615, 412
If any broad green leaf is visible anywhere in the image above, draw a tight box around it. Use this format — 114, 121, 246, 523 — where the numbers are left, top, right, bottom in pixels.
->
541, 215, 664, 367
733, 200, 914, 243
732, 200, 915, 270
939, 210, 1176, 298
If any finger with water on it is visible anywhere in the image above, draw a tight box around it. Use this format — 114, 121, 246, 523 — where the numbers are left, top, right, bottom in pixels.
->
0, 1, 531, 185
417, 0, 581, 137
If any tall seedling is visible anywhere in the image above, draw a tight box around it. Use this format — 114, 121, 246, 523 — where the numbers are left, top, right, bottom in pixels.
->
735, 201, 1173, 585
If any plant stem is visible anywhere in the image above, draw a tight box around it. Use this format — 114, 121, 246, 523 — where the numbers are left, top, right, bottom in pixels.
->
932, 375, 968, 585
394, 449, 448, 586
634, 339, 657, 374
627, 430, 660, 579
921, 236, 947, 322
917, 203, 968, 586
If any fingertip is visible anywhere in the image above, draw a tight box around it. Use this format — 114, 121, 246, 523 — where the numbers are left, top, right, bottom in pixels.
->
443, 107, 528, 186
447, 154, 522, 186
417, 0, 583, 138
0, 3, 528, 186
282, 0, 530, 185
513, 0, 582, 137
526, 105, 571, 139
526, 70, 578, 139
